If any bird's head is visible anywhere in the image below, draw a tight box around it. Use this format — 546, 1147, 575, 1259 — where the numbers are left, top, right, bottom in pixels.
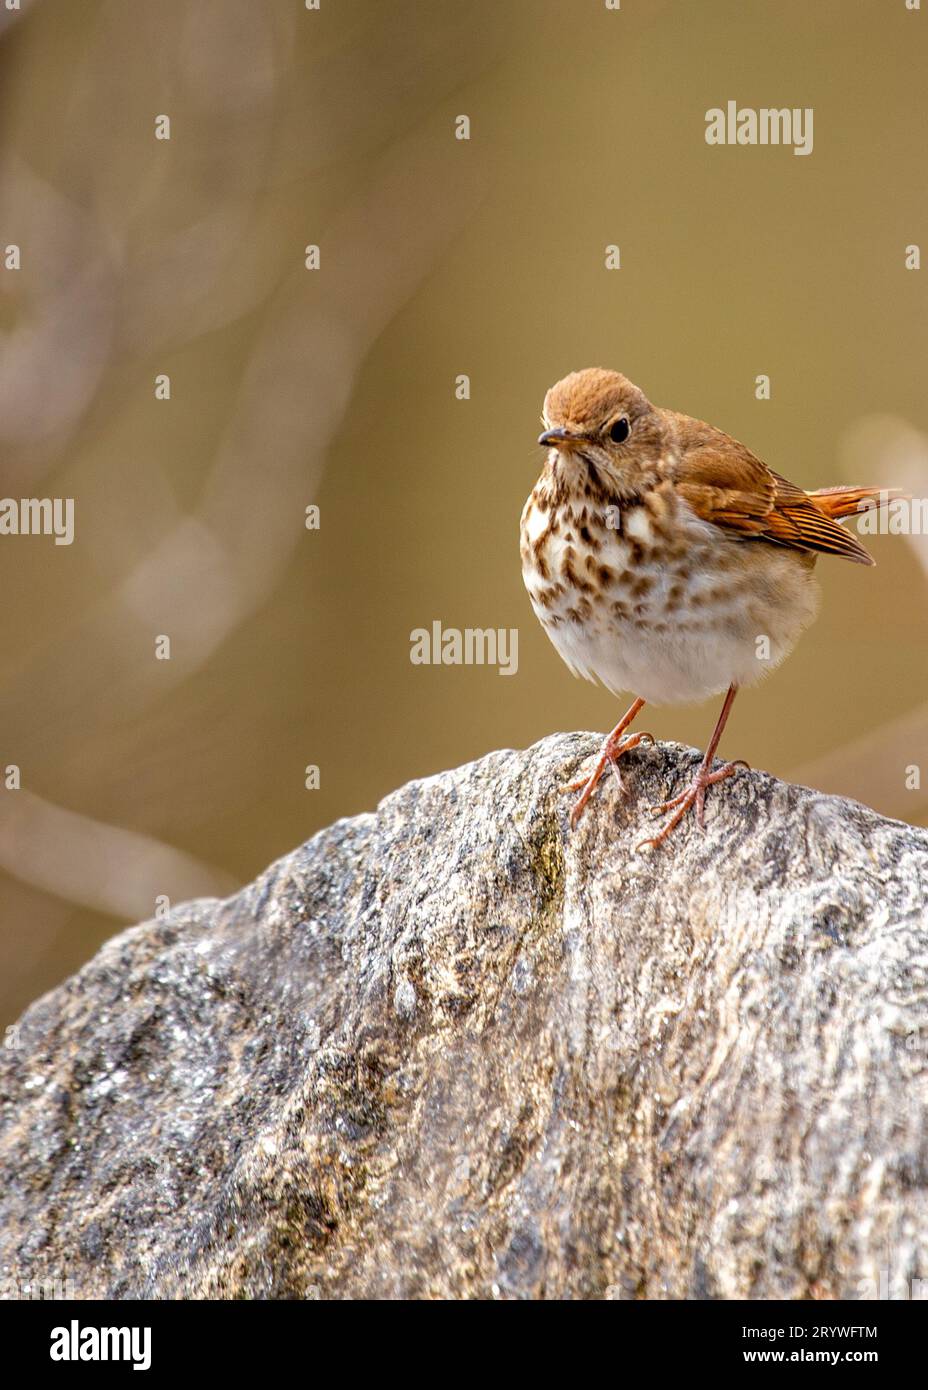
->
538, 368, 666, 492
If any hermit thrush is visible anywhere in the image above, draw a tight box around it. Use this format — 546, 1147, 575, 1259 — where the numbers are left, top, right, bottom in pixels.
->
520, 368, 896, 849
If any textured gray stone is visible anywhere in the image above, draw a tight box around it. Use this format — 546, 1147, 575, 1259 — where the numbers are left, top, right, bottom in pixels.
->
1, 733, 927, 1300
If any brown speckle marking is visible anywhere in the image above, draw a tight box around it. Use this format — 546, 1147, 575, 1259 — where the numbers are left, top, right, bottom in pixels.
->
536, 581, 566, 606
561, 546, 594, 594
566, 598, 593, 623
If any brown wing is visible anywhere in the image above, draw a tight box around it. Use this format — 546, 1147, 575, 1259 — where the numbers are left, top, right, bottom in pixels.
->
669, 421, 874, 566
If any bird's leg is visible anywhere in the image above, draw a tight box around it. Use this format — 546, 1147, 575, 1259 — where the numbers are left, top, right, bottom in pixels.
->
562, 696, 653, 828
637, 684, 748, 851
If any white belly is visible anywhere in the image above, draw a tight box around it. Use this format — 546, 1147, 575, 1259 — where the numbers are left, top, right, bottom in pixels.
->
523, 500, 819, 706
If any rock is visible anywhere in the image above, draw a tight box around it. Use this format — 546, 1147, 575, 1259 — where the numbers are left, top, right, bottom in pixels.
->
1, 733, 927, 1300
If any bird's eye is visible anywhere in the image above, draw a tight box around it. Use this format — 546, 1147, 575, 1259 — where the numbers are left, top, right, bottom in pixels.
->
609, 417, 630, 444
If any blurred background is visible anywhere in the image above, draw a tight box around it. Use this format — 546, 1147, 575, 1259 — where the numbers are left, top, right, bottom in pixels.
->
1, 0, 926, 1028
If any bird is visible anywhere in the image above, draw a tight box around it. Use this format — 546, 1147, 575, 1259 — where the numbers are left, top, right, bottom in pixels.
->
520, 367, 897, 849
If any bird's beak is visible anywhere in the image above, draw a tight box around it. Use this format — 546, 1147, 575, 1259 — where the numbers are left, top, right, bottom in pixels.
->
538, 428, 587, 451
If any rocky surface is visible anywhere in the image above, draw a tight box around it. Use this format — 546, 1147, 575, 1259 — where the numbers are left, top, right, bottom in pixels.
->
1, 733, 927, 1300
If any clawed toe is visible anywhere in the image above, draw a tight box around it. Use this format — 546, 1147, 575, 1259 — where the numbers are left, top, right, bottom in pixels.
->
563, 725, 655, 828
560, 775, 590, 795
637, 758, 745, 851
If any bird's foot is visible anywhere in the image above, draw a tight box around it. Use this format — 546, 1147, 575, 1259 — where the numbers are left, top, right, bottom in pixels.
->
562, 731, 654, 829
636, 758, 749, 851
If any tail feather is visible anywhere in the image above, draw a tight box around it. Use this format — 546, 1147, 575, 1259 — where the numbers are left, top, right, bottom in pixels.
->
803, 485, 907, 565
808, 485, 905, 520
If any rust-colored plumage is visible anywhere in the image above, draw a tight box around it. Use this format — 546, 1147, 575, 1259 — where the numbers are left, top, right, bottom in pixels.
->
521, 368, 899, 847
